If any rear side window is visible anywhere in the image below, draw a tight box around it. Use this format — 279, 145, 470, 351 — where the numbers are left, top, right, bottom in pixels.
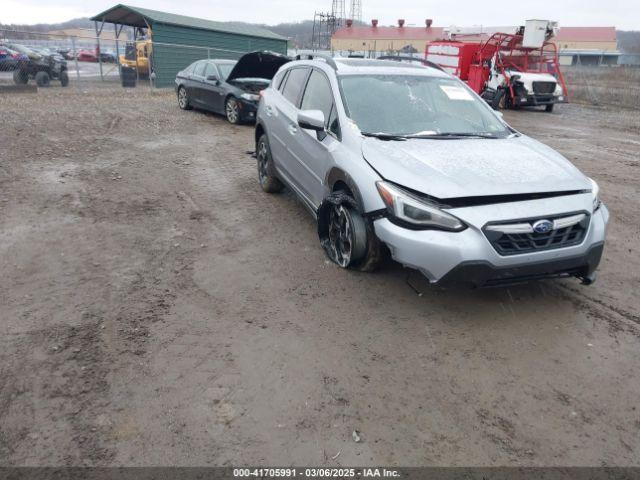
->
183, 62, 197, 74
281, 68, 309, 106
276, 70, 289, 91
301, 70, 334, 127
194, 61, 206, 77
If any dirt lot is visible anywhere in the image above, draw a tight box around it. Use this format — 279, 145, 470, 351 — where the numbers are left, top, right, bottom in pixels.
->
1, 85, 639, 467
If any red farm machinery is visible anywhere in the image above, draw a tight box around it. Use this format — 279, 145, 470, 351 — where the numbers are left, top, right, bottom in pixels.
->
426, 20, 568, 112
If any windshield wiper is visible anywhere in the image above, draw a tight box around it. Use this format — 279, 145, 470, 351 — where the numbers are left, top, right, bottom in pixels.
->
361, 131, 408, 141
407, 132, 500, 139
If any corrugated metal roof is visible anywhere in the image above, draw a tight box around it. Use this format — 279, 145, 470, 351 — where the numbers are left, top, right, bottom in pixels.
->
91, 4, 286, 41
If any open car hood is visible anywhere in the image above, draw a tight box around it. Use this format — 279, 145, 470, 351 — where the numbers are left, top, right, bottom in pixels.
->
226, 51, 291, 82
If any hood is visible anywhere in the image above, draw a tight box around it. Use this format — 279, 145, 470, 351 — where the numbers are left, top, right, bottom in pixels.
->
226, 51, 290, 82
361, 135, 590, 199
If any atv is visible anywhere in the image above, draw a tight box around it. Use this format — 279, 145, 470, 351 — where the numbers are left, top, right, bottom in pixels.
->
7, 43, 69, 87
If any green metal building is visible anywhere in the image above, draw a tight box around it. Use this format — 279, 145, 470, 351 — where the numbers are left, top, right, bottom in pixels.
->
91, 4, 288, 87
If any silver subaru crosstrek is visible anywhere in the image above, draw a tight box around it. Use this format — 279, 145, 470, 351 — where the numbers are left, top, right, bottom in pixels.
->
254, 56, 608, 287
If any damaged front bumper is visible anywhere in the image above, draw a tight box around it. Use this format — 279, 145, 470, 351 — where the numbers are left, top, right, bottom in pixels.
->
373, 199, 609, 288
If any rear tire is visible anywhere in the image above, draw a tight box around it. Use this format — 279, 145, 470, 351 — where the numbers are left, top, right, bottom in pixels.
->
545, 103, 555, 113
177, 86, 192, 110
35, 71, 50, 87
225, 97, 241, 124
60, 70, 69, 87
256, 134, 284, 193
13, 69, 28, 85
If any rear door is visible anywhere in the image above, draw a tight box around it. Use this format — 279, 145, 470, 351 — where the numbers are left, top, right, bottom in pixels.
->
189, 61, 207, 106
291, 68, 340, 206
269, 67, 311, 204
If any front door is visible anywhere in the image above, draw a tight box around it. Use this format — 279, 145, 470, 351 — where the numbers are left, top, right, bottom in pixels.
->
289, 68, 339, 207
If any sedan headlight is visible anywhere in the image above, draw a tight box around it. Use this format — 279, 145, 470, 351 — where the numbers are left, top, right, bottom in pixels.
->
240, 93, 260, 102
376, 181, 466, 231
589, 178, 601, 211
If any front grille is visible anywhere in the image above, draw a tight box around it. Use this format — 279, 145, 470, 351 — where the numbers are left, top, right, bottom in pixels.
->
485, 214, 589, 256
532, 81, 556, 94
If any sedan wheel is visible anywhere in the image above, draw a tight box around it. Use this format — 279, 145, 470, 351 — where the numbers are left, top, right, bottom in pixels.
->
177, 87, 191, 110
225, 97, 240, 124
328, 204, 367, 268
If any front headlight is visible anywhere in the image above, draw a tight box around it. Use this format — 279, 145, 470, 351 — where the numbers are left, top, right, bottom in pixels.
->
589, 178, 601, 211
240, 93, 260, 102
376, 181, 466, 231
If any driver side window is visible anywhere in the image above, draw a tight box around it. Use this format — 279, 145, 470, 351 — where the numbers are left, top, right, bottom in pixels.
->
300, 69, 339, 138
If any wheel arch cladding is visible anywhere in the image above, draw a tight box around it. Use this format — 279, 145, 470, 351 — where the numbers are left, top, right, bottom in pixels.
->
326, 168, 365, 211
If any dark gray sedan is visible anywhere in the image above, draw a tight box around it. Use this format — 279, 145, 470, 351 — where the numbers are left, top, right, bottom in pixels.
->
175, 51, 290, 124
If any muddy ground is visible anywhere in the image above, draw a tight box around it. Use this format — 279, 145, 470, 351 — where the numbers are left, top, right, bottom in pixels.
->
1, 85, 639, 467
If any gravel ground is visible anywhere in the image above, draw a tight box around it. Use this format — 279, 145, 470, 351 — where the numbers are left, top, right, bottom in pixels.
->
0, 85, 639, 467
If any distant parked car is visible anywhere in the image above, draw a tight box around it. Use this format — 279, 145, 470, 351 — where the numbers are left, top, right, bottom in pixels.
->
77, 50, 98, 62
56, 48, 75, 60
5, 42, 69, 87
99, 50, 116, 63
174, 51, 290, 124
0, 45, 28, 71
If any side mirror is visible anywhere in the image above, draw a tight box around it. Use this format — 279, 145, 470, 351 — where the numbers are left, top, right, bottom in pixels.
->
206, 74, 218, 83
297, 110, 325, 131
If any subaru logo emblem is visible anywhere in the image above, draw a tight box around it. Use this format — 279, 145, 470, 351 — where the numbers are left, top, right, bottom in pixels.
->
532, 219, 554, 234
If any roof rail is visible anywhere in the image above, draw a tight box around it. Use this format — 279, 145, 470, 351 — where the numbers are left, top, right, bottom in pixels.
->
377, 55, 446, 73
294, 53, 338, 70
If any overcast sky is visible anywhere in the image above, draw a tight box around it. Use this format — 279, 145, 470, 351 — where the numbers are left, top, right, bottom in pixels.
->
2, 0, 639, 29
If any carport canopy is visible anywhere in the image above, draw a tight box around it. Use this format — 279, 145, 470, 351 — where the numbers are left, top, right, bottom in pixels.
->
90, 4, 152, 28
90, 4, 287, 40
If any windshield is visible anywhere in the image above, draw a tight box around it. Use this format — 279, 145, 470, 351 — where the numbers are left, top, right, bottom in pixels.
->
339, 74, 510, 137
218, 62, 236, 80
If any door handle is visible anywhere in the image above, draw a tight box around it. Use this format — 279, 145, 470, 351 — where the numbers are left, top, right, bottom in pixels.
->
288, 124, 298, 135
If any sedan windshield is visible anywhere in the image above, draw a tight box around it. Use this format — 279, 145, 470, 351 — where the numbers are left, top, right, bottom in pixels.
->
339, 74, 510, 138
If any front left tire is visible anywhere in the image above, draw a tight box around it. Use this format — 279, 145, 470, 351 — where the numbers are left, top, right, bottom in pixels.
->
321, 192, 383, 272
225, 97, 240, 124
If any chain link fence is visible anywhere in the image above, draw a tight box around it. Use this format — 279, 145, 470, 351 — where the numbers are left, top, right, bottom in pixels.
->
3, 29, 640, 111
0, 28, 250, 90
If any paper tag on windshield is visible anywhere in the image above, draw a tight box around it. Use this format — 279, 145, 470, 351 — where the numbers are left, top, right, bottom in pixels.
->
440, 85, 474, 101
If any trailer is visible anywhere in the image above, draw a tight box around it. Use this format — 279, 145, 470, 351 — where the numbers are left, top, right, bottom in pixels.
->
426, 20, 568, 112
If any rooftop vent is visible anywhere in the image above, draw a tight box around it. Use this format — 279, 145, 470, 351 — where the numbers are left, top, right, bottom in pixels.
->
398, 19, 405, 27
426, 19, 433, 28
